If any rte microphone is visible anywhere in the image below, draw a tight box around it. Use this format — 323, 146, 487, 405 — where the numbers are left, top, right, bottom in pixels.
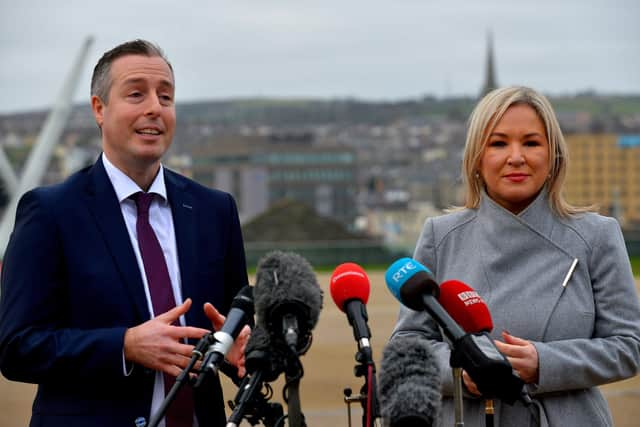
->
195, 285, 254, 387
253, 251, 323, 354
385, 258, 465, 342
378, 334, 441, 427
330, 262, 372, 350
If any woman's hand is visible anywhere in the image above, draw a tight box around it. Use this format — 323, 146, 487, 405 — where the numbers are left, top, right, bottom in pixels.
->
494, 331, 539, 384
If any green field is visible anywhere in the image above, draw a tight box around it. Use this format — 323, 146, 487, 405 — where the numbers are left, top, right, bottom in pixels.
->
631, 257, 640, 277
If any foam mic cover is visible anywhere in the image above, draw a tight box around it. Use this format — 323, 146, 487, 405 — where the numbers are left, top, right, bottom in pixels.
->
438, 280, 493, 333
379, 334, 441, 427
253, 251, 323, 353
244, 325, 286, 383
330, 262, 370, 310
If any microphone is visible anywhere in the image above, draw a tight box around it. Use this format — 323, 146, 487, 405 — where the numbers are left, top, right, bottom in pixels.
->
438, 280, 492, 333
244, 325, 286, 383
438, 280, 531, 406
330, 262, 372, 350
385, 258, 527, 405
330, 263, 379, 427
195, 285, 254, 387
253, 251, 323, 354
385, 258, 466, 342
378, 334, 441, 427
226, 325, 286, 427
439, 280, 496, 426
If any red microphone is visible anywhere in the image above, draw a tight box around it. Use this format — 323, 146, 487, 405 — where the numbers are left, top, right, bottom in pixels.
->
439, 280, 493, 333
330, 262, 372, 349
440, 280, 498, 425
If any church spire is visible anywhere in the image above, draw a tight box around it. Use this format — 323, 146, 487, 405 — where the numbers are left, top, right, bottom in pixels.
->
480, 31, 497, 97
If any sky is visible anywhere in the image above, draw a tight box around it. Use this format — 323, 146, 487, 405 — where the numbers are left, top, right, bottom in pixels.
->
0, 0, 638, 114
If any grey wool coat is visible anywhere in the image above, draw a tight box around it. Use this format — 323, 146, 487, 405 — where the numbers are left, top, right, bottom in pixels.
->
391, 190, 640, 427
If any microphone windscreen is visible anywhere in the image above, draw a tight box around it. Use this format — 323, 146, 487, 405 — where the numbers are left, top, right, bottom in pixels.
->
438, 280, 493, 333
244, 325, 285, 382
330, 262, 370, 312
379, 334, 441, 427
253, 251, 323, 334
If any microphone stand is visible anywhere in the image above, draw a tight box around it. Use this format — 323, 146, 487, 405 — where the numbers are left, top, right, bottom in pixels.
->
452, 367, 464, 427
283, 349, 306, 427
485, 399, 494, 427
342, 341, 380, 427
148, 332, 215, 427
227, 370, 285, 427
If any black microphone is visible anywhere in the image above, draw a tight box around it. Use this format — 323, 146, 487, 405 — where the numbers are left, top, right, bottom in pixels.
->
378, 334, 442, 427
244, 325, 286, 383
195, 285, 254, 387
253, 251, 323, 354
226, 325, 286, 427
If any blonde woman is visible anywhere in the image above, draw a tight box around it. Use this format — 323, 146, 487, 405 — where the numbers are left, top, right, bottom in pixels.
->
392, 86, 640, 426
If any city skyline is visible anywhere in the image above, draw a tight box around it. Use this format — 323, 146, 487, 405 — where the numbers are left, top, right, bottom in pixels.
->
1, 0, 639, 114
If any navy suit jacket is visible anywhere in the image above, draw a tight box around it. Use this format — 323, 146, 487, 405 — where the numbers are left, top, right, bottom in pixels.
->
0, 158, 248, 427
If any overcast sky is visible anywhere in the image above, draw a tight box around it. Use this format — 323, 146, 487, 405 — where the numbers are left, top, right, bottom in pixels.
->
1, 0, 638, 114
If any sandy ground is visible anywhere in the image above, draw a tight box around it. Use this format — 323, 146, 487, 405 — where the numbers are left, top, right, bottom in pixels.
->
1, 273, 639, 426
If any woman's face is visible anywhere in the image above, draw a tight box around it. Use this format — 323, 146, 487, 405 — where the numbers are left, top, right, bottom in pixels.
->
479, 104, 550, 214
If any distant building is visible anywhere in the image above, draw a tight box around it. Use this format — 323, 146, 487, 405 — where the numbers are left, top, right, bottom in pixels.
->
364, 201, 443, 252
190, 133, 358, 226
479, 31, 498, 98
564, 134, 640, 226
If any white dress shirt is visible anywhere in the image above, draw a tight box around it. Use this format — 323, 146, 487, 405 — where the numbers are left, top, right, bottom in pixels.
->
102, 153, 195, 427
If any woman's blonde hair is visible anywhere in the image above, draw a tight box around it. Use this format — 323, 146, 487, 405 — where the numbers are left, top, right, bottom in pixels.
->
462, 86, 589, 217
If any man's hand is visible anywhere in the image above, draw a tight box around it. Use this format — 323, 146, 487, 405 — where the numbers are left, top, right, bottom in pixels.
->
204, 302, 250, 378
124, 299, 210, 377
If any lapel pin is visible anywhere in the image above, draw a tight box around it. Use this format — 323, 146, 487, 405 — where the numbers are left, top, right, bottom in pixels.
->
561, 258, 579, 288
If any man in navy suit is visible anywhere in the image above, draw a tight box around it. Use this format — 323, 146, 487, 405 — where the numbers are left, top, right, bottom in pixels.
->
0, 40, 249, 427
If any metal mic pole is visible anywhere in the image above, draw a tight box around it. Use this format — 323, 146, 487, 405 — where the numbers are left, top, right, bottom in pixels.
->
453, 367, 464, 427
485, 399, 494, 427
148, 333, 214, 427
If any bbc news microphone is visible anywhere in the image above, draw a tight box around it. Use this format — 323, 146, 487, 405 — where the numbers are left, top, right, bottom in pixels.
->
379, 334, 442, 427
330, 262, 380, 427
439, 280, 495, 427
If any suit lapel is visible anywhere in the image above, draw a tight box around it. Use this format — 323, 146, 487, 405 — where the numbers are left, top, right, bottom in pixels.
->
165, 170, 198, 325
84, 159, 150, 322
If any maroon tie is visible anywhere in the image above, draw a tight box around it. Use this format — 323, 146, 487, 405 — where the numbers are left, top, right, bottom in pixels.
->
133, 192, 194, 427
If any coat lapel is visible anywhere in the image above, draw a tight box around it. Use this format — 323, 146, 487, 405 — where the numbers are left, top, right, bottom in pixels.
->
475, 191, 577, 341
84, 159, 150, 322
164, 170, 198, 325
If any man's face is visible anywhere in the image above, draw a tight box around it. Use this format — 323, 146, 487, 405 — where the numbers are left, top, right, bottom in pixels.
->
91, 54, 176, 173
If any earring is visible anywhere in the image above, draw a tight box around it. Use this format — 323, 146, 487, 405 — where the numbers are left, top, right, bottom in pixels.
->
475, 171, 480, 179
